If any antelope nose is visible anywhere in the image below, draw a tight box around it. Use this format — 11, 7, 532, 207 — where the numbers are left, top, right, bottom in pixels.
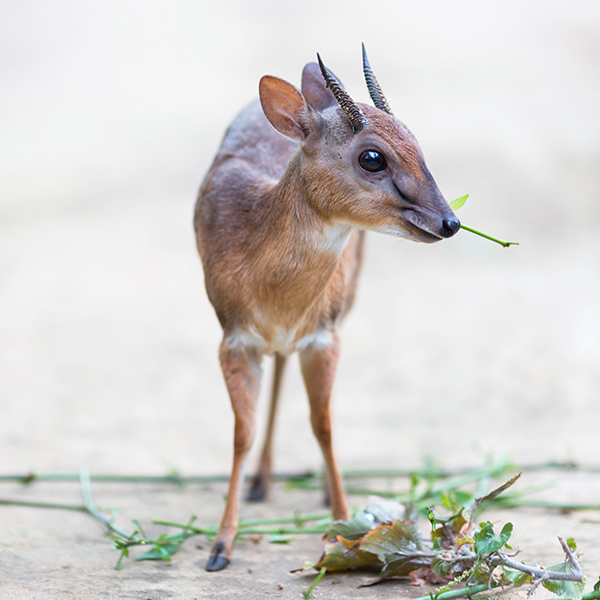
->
441, 217, 461, 238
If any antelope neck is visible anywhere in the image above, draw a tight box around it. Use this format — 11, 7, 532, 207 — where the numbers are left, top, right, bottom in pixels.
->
227, 158, 353, 355
271, 152, 353, 259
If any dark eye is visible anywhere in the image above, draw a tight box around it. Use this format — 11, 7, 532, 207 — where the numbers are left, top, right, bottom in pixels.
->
359, 150, 387, 172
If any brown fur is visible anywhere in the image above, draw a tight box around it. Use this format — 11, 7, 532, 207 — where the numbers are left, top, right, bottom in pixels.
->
194, 58, 459, 571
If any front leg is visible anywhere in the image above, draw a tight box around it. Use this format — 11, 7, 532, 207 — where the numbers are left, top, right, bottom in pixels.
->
206, 339, 262, 572
299, 331, 350, 521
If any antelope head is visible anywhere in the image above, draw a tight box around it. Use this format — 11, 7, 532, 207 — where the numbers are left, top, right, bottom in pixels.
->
259, 45, 460, 243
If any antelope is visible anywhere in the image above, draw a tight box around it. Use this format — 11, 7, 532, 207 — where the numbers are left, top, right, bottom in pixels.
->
194, 45, 460, 571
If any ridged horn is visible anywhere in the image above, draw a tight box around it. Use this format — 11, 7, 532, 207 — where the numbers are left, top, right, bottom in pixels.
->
361, 43, 393, 115
317, 53, 368, 133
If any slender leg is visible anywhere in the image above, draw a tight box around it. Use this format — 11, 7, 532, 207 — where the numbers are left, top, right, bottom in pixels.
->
247, 353, 287, 501
299, 332, 350, 521
206, 340, 262, 572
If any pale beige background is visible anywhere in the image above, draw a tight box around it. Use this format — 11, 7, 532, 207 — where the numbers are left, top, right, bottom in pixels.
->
1, 1, 599, 598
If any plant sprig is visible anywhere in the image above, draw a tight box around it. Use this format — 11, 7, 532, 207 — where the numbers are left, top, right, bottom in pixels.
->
449, 194, 519, 247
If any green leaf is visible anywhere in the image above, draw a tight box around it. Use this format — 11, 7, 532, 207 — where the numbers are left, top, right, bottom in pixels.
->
450, 194, 469, 211
429, 509, 465, 526
114, 548, 129, 571
436, 490, 473, 512
431, 554, 453, 578
136, 543, 179, 562
474, 522, 513, 555
268, 534, 296, 544
502, 566, 530, 587
542, 558, 585, 600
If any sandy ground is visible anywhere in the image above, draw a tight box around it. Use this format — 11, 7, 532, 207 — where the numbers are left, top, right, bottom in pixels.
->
1, 1, 600, 598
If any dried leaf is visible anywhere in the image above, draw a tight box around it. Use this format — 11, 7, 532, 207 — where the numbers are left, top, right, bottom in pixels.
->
325, 512, 376, 542
358, 520, 433, 580
359, 520, 425, 565
409, 570, 427, 586
472, 473, 522, 514
313, 536, 380, 571
380, 553, 432, 579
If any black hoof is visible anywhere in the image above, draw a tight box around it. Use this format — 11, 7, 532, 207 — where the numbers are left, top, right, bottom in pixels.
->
205, 541, 230, 572
246, 474, 267, 502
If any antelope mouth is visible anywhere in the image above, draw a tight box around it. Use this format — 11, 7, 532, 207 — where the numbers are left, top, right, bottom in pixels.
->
404, 220, 443, 243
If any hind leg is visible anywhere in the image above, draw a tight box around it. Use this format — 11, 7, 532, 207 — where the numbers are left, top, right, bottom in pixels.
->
247, 353, 287, 501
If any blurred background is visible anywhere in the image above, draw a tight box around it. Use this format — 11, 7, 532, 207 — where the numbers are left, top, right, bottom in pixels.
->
1, 0, 599, 480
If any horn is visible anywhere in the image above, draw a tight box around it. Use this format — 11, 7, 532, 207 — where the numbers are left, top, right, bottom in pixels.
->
317, 53, 368, 133
361, 43, 393, 115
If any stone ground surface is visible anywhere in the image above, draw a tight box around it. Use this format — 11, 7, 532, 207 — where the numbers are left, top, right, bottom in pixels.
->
1, 1, 600, 599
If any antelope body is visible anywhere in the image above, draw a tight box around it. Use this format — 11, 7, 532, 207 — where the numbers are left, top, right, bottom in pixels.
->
194, 47, 459, 571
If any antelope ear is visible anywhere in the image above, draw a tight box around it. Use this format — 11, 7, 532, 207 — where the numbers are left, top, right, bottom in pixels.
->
259, 75, 313, 142
301, 62, 338, 111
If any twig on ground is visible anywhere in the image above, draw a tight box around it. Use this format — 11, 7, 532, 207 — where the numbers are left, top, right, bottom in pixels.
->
494, 536, 583, 596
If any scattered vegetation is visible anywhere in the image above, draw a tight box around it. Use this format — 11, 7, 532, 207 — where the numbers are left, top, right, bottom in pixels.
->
1, 459, 599, 600
298, 473, 597, 599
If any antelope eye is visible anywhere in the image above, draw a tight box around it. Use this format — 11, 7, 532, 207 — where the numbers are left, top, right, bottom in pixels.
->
359, 150, 387, 172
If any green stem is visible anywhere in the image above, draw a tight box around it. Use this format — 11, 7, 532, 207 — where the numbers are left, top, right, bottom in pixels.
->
0, 499, 87, 511
79, 468, 135, 541
302, 567, 327, 599
411, 583, 499, 600
3, 462, 600, 485
238, 527, 328, 535
411, 584, 600, 600
150, 519, 216, 535
0, 471, 312, 485
460, 224, 518, 248
238, 512, 331, 526
337, 464, 516, 503
151, 519, 328, 537
494, 499, 600, 511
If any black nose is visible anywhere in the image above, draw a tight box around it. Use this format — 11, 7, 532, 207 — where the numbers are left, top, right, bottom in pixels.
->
440, 217, 461, 238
